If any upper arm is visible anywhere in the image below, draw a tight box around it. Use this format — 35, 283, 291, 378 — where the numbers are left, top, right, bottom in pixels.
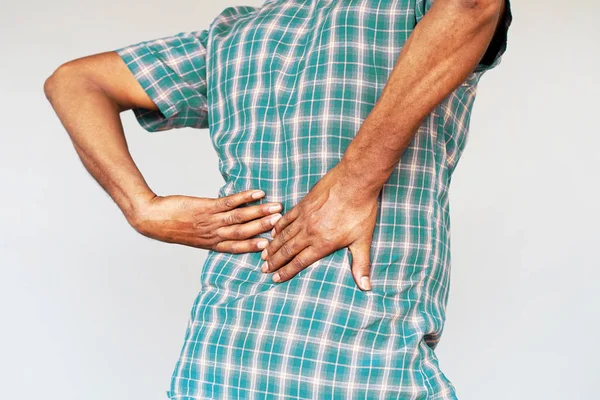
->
416, 0, 512, 73
48, 30, 212, 133
45, 50, 159, 113
59, 50, 160, 113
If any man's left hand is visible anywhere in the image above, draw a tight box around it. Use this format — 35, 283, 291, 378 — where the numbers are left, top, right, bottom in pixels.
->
260, 160, 381, 291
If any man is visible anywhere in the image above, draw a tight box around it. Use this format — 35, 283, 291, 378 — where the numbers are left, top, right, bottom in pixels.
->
44, 0, 512, 398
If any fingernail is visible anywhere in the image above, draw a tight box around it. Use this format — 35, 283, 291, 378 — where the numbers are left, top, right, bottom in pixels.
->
269, 213, 282, 224
257, 240, 268, 250
268, 204, 282, 212
261, 248, 268, 260
261, 262, 269, 273
360, 276, 372, 291
271, 228, 276, 236
272, 273, 280, 282
252, 190, 265, 199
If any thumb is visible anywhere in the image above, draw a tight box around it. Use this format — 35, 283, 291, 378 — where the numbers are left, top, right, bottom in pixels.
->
348, 239, 372, 291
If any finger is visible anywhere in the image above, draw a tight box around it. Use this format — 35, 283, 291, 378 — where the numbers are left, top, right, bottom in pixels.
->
217, 213, 282, 241
263, 220, 303, 261
348, 239, 372, 291
270, 246, 321, 283
218, 202, 282, 226
213, 189, 265, 213
262, 228, 307, 273
272, 205, 299, 237
213, 237, 270, 254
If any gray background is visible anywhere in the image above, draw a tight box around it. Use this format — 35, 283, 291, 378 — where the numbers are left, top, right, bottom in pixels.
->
2, 0, 598, 399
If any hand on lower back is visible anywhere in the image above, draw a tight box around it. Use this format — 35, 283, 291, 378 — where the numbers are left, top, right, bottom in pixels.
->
128, 190, 283, 253
261, 162, 380, 291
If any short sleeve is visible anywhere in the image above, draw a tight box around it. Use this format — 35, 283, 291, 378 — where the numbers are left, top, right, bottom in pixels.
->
473, 0, 513, 73
114, 29, 210, 132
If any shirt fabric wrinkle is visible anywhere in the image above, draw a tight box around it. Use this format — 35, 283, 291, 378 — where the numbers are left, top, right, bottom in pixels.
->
115, 1, 512, 398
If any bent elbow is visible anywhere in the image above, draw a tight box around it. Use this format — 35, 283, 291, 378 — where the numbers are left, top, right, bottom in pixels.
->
43, 71, 59, 102
44, 61, 89, 103
44, 63, 70, 102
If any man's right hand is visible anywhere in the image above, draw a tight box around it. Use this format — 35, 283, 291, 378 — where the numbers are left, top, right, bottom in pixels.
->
44, 52, 282, 255
128, 190, 282, 253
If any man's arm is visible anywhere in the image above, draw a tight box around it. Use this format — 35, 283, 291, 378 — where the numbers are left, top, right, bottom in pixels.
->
43, 50, 282, 252
43, 52, 160, 219
340, 0, 506, 193
263, 0, 508, 289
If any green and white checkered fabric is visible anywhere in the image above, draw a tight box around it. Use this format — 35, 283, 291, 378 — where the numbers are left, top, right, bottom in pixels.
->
116, 1, 511, 398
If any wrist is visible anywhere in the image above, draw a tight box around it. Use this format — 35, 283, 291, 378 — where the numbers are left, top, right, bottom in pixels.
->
339, 114, 412, 194
121, 188, 157, 227
336, 156, 387, 199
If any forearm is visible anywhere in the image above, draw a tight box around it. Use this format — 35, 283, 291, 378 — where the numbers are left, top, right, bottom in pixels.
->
340, 0, 504, 194
44, 66, 155, 223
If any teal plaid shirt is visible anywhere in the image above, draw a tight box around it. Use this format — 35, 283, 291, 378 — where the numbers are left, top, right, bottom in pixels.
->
116, 1, 511, 398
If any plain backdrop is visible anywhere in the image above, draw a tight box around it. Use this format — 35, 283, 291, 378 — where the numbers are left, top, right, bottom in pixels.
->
1, 1, 598, 399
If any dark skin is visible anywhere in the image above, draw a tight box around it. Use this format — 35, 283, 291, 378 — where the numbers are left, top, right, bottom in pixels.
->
44, 0, 504, 292
43, 47, 283, 253
261, 0, 506, 291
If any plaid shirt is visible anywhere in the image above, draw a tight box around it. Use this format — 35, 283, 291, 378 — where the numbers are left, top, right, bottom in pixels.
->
116, 1, 511, 398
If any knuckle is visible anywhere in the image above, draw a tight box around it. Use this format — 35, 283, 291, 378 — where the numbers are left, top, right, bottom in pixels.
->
305, 216, 320, 233
219, 197, 234, 209
277, 227, 289, 241
305, 223, 318, 236
223, 212, 235, 226
230, 227, 243, 240
229, 209, 241, 224
322, 239, 337, 252
224, 197, 235, 208
304, 210, 314, 222
293, 256, 307, 270
280, 242, 293, 257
